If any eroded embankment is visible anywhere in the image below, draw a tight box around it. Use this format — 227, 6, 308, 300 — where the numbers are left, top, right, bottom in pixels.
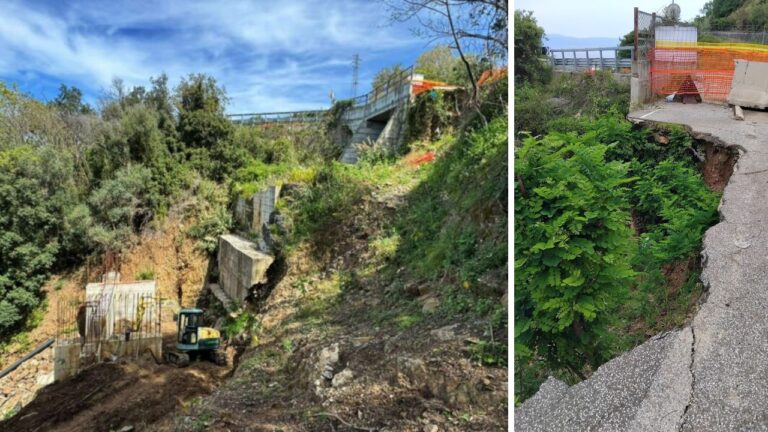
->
517, 103, 767, 431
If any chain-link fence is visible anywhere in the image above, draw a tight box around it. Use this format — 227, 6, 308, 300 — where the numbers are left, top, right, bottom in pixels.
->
635, 8, 663, 61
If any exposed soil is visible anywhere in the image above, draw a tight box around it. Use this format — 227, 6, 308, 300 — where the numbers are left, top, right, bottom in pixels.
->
699, 142, 737, 193
0, 214, 215, 423
149, 176, 508, 432
118, 219, 209, 307
662, 257, 697, 298
0, 358, 231, 432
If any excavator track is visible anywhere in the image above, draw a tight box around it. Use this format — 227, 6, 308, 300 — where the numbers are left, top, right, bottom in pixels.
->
164, 351, 190, 368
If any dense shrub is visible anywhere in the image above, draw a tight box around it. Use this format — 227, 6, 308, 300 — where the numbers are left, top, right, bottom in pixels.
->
0, 146, 80, 334
549, 71, 630, 117
87, 165, 155, 251
405, 89, 459, 145
515, 132, 636, 371
514, 84, 554, 137
186, 178, 232, 253
633, 159, 720, 261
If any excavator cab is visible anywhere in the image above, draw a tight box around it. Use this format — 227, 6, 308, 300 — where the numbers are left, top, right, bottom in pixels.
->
165, 308, 226, 367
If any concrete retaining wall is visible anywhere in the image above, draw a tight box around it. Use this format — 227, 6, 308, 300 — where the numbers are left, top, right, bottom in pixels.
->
53, 336, 162, 382
233, 185, 281, 234
217, 234, 274, 303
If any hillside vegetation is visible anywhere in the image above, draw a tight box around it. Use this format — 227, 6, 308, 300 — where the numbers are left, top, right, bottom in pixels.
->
0, 75, 340, 345
159, 75, 509, 432
0, 42, 509, 429
514, 11, 724, 402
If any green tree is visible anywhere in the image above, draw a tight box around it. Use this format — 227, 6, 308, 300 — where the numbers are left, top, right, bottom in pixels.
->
514, 10, 550, 84
371, 64, 408, 92
175, 74, 237, 180
0, 144, 82, 334
618, 30, 634, 59
49, 84, 93, 115
415, 45, 457, 83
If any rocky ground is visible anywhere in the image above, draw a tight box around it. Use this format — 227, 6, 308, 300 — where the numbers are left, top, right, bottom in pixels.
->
155, 168, 508, 431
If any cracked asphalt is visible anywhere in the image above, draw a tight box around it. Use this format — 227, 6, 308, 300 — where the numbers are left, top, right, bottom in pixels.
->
516, 103, 768, 431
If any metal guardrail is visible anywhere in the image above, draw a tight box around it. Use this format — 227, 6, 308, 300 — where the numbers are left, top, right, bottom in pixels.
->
227, 110, 327, 124
549, 46, 634, 71
228, 65, 416, 125
350, 65, 414, 107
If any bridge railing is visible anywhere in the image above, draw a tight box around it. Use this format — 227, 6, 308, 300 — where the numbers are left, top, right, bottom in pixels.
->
227, 110, 327, 125
549, 46, 634, 72
351, 65, 414, 108
342, 65, 414, 123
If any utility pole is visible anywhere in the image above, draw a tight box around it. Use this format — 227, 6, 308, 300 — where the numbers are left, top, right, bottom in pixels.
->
351, 54, 360, 98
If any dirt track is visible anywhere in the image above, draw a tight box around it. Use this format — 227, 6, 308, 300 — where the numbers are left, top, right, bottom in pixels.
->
0, 358, 229, 432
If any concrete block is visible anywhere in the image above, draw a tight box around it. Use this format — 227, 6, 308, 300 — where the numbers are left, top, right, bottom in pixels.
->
728, 60, 768, 109
233, 185, 281, 234
218, 234, 274, 303
733, 105, 745, 120
53, 344, 80, 382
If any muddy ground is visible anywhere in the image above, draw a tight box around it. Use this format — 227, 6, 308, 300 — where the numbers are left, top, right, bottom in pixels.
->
0, 356, 230, 432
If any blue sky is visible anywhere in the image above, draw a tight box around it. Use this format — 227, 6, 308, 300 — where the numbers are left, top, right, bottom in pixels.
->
0, 0, 431, 113
515, 0, 706, 41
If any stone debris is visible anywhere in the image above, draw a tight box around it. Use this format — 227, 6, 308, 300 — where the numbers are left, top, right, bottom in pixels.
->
331, 368, 354, 388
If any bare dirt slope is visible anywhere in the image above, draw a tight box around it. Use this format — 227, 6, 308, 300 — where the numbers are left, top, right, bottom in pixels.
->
153, 175, 508, 432
0, 359, 230, 432
0, 215, 214, 425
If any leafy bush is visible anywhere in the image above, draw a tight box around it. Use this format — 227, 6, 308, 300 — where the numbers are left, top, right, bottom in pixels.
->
514, 84, 554, 137
136, 269, 155, 280
88, 164, 155, 251
232, 160, 293, 197
549, 70, 630, 118
185, 178, 232, 253
405, 89, 458, 144
514, 131, 636, 370
283, 163, 371, 244
232, 125, 296, 165
632, 159, 720, 261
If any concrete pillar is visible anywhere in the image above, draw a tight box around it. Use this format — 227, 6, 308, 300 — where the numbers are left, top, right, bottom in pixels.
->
53, 344, 80, 382
630, 59, 652, 109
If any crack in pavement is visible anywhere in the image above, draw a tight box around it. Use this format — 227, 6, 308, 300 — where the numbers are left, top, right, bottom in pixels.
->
679, 326, 697, 431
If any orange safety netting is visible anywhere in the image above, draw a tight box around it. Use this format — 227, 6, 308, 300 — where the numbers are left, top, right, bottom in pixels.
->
651, 42, 768, 102
412, 79, 449, 96
478, 67, 508, 86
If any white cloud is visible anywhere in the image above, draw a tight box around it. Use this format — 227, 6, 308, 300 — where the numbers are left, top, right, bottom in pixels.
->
0, 0, 420, 113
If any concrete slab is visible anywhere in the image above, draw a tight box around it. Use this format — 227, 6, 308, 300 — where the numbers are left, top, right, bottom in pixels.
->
517, 103, 768, 431
728, 60, 768, 109
218, 234, 274, 303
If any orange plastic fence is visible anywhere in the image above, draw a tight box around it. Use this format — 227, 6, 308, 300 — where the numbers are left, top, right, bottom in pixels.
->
412, 79, 448, 96
478, 67, 508, 86
651, 43, 768, 101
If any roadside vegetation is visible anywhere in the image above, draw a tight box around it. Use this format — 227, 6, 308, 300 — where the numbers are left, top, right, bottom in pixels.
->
514, 10, 722, 402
